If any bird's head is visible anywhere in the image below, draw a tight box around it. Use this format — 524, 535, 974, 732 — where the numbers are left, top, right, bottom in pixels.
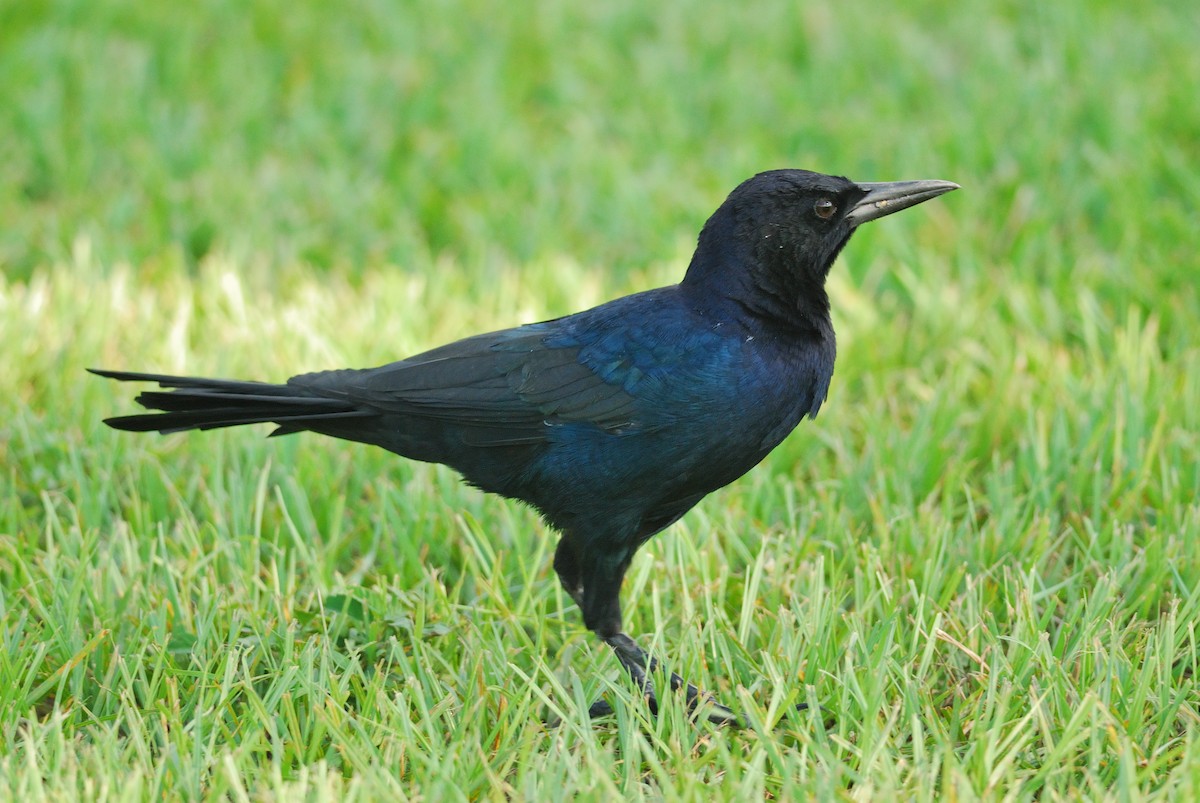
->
684, 169, 958, 329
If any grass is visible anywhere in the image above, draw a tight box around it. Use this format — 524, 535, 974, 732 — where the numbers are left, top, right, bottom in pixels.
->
3, 0, 1200, 798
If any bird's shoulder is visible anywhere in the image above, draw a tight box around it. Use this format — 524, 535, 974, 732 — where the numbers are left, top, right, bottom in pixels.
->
544, 287, 737, 388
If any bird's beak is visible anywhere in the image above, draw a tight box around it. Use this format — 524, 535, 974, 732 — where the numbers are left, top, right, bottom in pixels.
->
845, 179, 960, 226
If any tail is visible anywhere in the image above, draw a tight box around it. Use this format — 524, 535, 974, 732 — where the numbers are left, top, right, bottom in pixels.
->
90, 369, 373, 436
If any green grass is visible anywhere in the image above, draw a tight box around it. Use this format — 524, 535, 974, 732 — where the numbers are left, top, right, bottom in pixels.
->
3, 0, 1200, 798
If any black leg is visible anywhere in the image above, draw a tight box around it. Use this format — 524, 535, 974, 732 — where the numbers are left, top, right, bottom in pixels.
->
553, 537, 586, 609
554, 536, 743, 726
600, 630, 741, 726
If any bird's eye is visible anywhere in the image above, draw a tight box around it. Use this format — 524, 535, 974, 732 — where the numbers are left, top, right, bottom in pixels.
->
814, 199, 837, 220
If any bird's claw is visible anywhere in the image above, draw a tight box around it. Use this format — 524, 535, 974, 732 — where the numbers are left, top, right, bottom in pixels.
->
585, 690, 741, 726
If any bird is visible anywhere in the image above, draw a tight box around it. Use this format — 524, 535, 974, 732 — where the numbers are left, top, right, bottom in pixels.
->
92, 169, 957, 725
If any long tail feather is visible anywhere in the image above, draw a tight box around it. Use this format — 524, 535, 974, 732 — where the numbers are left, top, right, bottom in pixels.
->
89, 368, 372, 435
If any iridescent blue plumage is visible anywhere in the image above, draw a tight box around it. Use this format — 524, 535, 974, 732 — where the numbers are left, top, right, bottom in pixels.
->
92, 169, 957, 724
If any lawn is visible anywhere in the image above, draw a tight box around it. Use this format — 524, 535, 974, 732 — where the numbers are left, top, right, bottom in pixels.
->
3, 0, 1200, 799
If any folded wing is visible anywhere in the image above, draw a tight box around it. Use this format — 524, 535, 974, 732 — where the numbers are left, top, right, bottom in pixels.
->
291, 326, 645, 447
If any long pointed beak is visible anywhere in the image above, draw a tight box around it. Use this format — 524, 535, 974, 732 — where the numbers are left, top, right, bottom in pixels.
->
845, 179, 959, 225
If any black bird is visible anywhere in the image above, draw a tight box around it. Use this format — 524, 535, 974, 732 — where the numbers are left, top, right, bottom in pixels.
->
92, 169, 957, 725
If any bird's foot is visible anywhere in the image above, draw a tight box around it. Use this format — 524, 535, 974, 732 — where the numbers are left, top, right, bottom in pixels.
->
584, 632, 825, 727
590, 631, 744, 726
585, 683, 741, 725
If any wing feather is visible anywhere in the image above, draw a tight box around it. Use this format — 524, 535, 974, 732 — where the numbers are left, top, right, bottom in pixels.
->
290, 325, 651, 446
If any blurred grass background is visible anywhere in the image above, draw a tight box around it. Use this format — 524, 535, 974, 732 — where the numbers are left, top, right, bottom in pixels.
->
3, 0, 1200, 799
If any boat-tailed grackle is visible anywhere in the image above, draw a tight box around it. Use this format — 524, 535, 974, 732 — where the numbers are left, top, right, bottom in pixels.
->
92, 169, 958, 725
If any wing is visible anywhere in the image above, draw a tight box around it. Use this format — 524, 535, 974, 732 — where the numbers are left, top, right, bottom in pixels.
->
290, 323, 647, 447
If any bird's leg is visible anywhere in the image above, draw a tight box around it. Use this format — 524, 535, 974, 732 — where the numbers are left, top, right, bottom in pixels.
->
553, 535, 588, 612
555, 538, 741, 725
597, 631, 741, 726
